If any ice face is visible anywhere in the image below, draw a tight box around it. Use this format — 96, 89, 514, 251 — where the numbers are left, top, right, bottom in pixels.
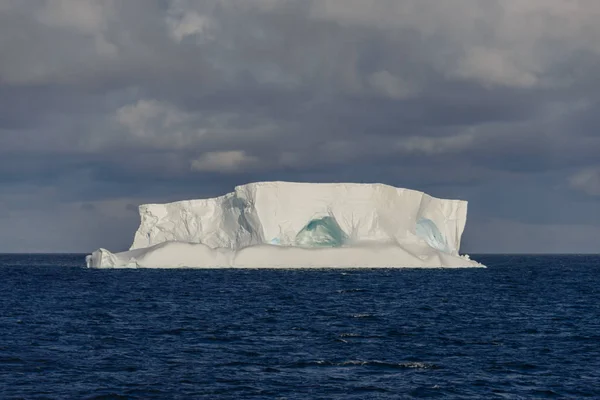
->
416, 218, 449, 253
294, 216, 348, 247
129, 182, 468, 253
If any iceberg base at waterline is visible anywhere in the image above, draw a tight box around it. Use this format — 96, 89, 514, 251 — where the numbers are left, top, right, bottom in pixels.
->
86, 241, 481, 269
86, 181, 484, 268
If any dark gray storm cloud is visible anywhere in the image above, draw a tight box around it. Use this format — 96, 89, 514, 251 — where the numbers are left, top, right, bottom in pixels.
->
1, 0, 600, 253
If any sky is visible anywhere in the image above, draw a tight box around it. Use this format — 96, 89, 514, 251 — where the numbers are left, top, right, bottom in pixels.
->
1, 0, 600, 254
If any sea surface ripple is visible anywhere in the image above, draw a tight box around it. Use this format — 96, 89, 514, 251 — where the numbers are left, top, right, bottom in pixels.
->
1, 254, 599, 399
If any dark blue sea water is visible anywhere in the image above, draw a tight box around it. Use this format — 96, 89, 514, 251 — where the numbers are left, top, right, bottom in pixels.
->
1, 254, 599, 399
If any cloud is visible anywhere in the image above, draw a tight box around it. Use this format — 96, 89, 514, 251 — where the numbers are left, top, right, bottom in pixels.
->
191, 150, 260, 173
80, 203, 96, 211
453, 47, 538, 88
1, 0, 600, 252
35, 0, 115, 34
569, 169, 600, 196
113, 99, 205, 150
166, 1, 216, 44
397, 132, 476, 155
368, 70, 417, 99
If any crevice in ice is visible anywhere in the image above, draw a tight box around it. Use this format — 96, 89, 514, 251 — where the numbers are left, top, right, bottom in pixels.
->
294, 215, 348, 248
416, 218, 450, 253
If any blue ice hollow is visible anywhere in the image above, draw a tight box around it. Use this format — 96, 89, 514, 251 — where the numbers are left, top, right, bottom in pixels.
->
294, 216, 348, 247
416, 218, 450, 253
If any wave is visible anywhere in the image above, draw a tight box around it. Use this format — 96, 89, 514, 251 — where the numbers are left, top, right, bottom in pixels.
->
287, 359, 440, 369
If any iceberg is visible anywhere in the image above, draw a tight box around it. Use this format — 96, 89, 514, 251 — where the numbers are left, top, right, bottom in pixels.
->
86, 181, 483, 268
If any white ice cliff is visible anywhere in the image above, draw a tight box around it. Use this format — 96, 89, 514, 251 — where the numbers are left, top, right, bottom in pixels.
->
86, 182, 483, 268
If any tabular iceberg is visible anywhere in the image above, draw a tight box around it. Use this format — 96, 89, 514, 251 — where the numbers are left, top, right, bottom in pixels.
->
86, 181, 483, 268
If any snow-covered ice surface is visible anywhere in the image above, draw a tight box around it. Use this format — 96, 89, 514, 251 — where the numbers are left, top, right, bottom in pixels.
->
86, 182, 483, 268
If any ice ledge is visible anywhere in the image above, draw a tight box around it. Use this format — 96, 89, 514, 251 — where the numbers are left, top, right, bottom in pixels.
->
86, 241, 484, 269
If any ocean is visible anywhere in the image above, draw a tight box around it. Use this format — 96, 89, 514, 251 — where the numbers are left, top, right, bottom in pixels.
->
0, 254, 599, 399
